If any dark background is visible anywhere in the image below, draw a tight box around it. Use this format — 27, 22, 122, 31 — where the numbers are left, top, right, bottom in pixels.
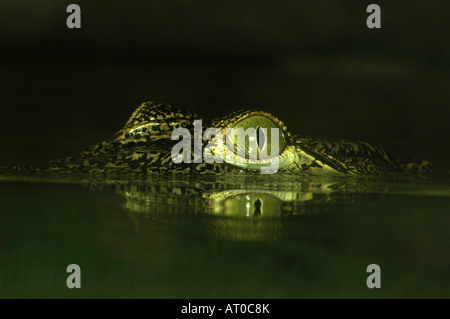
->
1, 0, 449, 168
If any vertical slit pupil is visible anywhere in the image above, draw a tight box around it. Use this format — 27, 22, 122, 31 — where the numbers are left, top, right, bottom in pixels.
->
256, 127, 260, 148
256, 127, 265, 150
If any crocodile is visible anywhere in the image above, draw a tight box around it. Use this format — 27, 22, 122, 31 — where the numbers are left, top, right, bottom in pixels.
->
9, 101, 432, 178
2, 100, 433, 241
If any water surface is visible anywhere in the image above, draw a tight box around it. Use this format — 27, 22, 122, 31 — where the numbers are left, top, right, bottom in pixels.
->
1, 173, 449, 298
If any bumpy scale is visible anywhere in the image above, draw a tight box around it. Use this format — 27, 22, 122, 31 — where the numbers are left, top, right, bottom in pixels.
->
11, 101, 431, 177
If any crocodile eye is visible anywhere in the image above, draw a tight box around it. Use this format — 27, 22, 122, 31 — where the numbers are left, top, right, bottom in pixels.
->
226, 115, 286, 160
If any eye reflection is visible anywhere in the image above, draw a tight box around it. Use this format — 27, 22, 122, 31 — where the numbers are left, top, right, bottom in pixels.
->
253, 198, 262, 217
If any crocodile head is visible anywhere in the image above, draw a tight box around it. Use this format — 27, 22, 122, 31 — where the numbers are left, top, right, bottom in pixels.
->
10, 101, 431, 177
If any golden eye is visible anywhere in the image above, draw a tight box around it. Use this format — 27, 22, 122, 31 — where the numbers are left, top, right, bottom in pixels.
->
226, 115, 287, 160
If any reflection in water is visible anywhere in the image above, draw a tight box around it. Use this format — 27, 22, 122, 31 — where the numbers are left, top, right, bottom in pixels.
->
88, 176, 387, 242
1, 173, 448, 298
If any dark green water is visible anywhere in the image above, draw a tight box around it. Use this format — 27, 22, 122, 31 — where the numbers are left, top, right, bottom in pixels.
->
1, 175, 449, 298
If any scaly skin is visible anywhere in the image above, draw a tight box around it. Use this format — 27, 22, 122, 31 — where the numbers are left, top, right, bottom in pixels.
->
10, 101, 432, 177
1, 101, 433, 241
